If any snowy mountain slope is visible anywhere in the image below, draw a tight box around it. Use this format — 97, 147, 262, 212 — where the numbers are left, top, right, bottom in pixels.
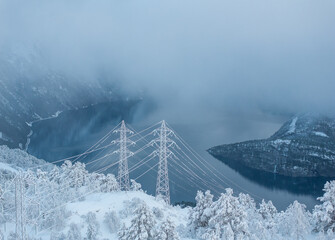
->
0, 145, 52, 186
0, 145, 51, 172
0, 162, 17, 173
42, 191, 189, 240
208, 113, 335, 177
0, 147, 334, 240
0, 48, 122, 149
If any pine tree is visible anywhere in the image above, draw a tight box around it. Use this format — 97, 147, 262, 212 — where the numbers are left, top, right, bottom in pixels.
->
259, 200, 277, 220
251, 221, 272, 240
201, 223, 221, 240
60, 161, 88, 189
118, 224, 128, 240
104, 211, 120, 233
238, 192, 261, 237
101, 174, 119, 192
313, 181, 335, 233
281, 201, 311, 240
316, 230, 326, 240
238, 193, 256, 212
208, 188, 249, 238
7, 232, 18, 240
67, 223, 82, 240
156, 218, 180, 240
86, 212, 100, 240
119, 203, 156, 240
72, 162, 88, 189
258, 199, 277, 230
88, 172, 105, 192
222, 223, 234, 240
49, 166, 61, 184
0, 185, 4, 226
189, 190, 213, 229
50, 232, 66, 240
131, 179, 142, 191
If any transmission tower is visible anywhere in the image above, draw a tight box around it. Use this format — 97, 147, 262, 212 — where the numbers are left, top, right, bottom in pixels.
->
152, 120, 178, 204
15, 173, 26, 240
113, 120, 134, 191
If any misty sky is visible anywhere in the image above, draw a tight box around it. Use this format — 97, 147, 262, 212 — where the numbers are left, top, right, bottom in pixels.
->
1, 0, 335, 141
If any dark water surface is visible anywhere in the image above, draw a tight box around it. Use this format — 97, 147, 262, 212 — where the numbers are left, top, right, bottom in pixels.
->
28, 101, 323, 210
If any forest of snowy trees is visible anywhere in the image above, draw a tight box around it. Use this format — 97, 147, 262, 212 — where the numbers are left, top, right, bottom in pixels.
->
0, 159, 335, 239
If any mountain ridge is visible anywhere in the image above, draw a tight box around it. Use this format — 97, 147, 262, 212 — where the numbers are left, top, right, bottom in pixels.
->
0, 48, 125, 149
208, 113, 335, 177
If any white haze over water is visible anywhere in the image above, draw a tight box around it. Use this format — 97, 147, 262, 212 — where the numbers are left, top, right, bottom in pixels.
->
0, 0, 335, 141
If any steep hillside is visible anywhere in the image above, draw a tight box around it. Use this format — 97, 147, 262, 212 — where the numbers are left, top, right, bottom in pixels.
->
0, 145, 333, 240
208, 114, 335, 177
0, 48, 121, 149
0, 145, 51, 171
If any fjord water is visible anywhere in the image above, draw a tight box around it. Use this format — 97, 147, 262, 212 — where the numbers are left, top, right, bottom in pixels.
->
28, 102, 320, 210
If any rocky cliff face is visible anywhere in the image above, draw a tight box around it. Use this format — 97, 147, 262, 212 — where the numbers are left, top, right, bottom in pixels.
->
208, 114, 335, 177
0, 49, 121, 148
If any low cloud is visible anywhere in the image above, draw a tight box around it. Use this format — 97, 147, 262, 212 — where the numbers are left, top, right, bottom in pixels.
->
1, 0, 334, 137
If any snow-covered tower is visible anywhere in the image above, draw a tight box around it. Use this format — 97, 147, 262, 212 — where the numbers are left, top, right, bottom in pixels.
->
15, 173, 26, 240
113, 120, 134, 191
152, 120, 177, 204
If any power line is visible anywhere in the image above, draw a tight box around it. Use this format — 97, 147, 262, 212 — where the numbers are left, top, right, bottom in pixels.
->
166, 123, 266, 201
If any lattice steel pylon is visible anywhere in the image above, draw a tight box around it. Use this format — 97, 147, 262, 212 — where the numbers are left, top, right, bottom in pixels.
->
113, 120, 134, 191
15, 173, 26, 240
152, 120, 178, 204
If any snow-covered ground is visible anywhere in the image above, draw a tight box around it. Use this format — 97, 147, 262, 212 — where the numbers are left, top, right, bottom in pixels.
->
313, 131, 329, 138
36, 191, 189, 239
0, 162, 17, 173
0, 145, 51, 171
287, 117, 298, 134
0, 146, 334, 240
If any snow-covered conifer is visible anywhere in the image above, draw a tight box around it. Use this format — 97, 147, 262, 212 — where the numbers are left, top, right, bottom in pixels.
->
259, 199, 277, 220
118, 224, 128, 240
101, 174, 119, 192
60, 160, 88, 189
189, 190, 213, 229
208, 188, 249, 238
119, 197, 145, 219
313, 181, 335, 232
238, 192, 260, 234
49, 166, 61, 184
72, 162, 88, 189
67, 223, 82, 240
104, 211, 120, 233
238, 192, 256, 212
201, 223, 221, 240
258, 199, 277, 230
88, 172, 104, 192
40, 207, 68, 232
131, 179, 142, 191
36, 169, 47, 180
50, 232, 66, 240
152, 207, 164, 219
156, 217, 180, 240
86, 212, 100, 240
119, 203, 156, 240
222, 223, 234, 240
280, 201, 311, 240
251, 221, 272, 240
7, 232, 18, 240
316, 230, 326, 240
0, 186, 3, 200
